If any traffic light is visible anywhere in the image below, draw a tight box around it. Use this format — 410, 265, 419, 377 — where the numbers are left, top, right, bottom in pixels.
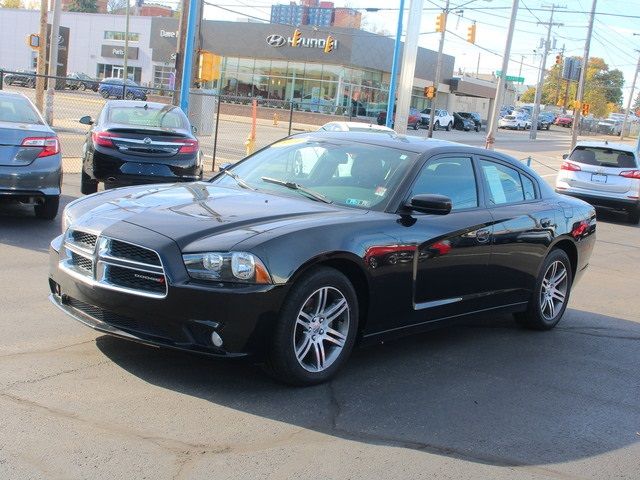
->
324, 35, 335, 53
292, 29, 302, 47
424, 86, 435, 99
466, 23, 476, 44
582, 103, 590, 116
555, 54, 562, 65
572, 100, 581, 111
26, 34, 40, 49
435, 13, 445, 33
198, 51, 221, 82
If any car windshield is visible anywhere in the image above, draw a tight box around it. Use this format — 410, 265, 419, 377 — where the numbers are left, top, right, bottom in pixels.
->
107, 106, 187, 128
0, 96, 43, 124
212, 137, 419, 211
569, 146, 637, 168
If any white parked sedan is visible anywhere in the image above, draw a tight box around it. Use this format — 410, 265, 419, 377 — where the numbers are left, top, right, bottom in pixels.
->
498, 114, 528, 130
555, 141, 640, 224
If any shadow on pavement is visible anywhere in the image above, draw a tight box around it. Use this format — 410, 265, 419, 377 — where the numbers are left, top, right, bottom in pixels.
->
0, 194, 77, 252
96, 308, 640, 468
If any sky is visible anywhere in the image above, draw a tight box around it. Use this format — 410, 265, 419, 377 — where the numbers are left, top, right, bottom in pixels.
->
161, 0, 640, 105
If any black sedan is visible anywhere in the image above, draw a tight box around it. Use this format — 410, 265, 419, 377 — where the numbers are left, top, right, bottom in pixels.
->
66, 72, 99, 92
4, 70, 36, 88
456, 112, 481, 132
78, 100, 203, 193
452, 112, 475, 131
49, 132, 596, 385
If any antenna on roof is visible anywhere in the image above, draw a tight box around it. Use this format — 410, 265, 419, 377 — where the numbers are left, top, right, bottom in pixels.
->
144, 103, 148, 109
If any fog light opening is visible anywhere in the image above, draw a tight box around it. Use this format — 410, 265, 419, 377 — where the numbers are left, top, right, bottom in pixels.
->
210, 331, 223, 348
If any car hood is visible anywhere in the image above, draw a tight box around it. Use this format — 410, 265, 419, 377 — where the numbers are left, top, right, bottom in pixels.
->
66, 182, 366, 250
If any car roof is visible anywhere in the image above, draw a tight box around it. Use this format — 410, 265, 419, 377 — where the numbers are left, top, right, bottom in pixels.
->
322, 121, 394, 131
104, 100, 181, 111
574, 141, 636, 153
0, 90, 28, 99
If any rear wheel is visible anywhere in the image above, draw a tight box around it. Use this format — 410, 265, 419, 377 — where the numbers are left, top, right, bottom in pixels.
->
629, 210, 640, 224
446, 122, 452, 131
265, 267, 358, 386
435, 121, 440, 131
34, 195, 59, 220
81, 169, 98, 195
100, 90, 110, 99
79, 83, 86, 91
412, 122, 418, 130
515, 249, 572, 330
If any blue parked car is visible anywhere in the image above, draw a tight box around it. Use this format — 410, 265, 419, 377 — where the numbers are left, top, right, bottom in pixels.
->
98, 78, 147, 100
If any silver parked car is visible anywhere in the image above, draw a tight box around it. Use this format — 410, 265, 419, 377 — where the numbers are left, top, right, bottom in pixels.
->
0, 91, 62, 219
555, 141, 640, 224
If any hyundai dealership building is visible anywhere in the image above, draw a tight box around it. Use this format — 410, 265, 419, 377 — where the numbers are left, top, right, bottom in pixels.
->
0, 9, 508, 118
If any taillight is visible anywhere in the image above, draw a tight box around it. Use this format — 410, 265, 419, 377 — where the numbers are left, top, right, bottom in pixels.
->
178, 139, 199, 154
620, 170, 640, 179
92, 131, 116, 148
21, 137, 60, 157
560, 161, 581, 171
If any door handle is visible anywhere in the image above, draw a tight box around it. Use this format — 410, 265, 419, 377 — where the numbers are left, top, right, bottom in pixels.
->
476, 228, 491, 243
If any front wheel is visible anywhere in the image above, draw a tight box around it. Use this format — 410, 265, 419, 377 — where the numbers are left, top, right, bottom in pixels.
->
34, 195, 59, 220
100, 90, 110, 98
446, 122, 452, 131
79, 83, 86, 91
629, 210, 640, 225
515, 249, 572, 330
265, 267, 358, 386
434, 121, 440, 131
412, 122, 418, 130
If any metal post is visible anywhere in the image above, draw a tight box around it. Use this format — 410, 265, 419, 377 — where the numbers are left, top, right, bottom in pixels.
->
173, 0, 190, 106
212, 93, 222, 168
35, 0, 48, 112
0, 70, 4, 90
395, 0, 424, 135
45, 0, 62, 125
179, 0, 199, 113
123, 0, 130, 98
288, 100, 294, 136
476, 52, 481, 78
571, 0, 597, 150
485, 0, 519, 150
428, 0, 449, 138
620, 51, 640, 140
385, 0, 405, 129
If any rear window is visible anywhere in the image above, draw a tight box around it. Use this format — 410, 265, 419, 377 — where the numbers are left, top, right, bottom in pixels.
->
569, 147, 637, 168
0, 96, 43, 124
107, 106, 188, 129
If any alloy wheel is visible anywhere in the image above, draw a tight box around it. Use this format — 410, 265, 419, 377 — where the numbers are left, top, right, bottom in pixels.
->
293, 286, 350, 373
539, 260, 568, 321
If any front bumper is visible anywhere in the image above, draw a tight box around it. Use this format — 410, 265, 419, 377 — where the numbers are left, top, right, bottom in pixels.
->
0, 154, 62, 197
48, 231, 289, 357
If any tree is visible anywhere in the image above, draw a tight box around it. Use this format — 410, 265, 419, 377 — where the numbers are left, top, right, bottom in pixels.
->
68, 0, 98, 12
1, 0, 23, 7
107, 0, 127, 13
520, 87, 536, 103
634, 91, 640, 111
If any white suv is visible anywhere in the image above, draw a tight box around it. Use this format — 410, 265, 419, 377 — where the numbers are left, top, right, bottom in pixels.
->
555, 141, 640, 224
419, 108, 454, 131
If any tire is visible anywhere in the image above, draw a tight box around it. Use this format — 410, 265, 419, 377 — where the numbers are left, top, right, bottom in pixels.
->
412, 122, 418, 130
34, 195, 59, 220
265, 266, 359, 386
435, 121, 440, 131
6, 79, 13, 86
446, 122, 452, 131
81, 169, 98, 195
546, 124, 550, 130
100, 90, 110, 99
515, 249, 572, 330
475, 126, 480, 132
79, 83, 86, 91
629, 210, 640, 225
125, 91, 134, 100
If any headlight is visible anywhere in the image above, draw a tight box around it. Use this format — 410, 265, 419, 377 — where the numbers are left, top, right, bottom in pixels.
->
62, 206, 73, 233
182, 252, 272, 284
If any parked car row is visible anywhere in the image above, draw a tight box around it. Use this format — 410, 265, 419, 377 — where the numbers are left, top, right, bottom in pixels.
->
376, 108, 482, 133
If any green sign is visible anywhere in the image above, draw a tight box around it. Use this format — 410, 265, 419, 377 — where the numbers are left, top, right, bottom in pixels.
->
495, 71, 525, 83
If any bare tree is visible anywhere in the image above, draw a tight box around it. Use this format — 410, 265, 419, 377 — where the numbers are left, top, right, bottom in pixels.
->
107, 0, 128, 13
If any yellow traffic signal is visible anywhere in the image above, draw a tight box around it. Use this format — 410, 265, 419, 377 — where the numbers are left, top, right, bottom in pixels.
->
424, 86, 435, 99
292, 29, 302, 47
435, 13, 445, 33
555, 54, 562, 65
582, 103, 590, 116
466, 23, 476, 44
198, 51, 221, 82
324, 35, 335, 53
573, 100, 581, 110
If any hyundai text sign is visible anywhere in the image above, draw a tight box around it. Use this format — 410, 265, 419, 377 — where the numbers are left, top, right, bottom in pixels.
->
265, 34, 338, 50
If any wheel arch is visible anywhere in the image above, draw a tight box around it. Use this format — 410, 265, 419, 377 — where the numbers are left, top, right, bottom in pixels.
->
549, 236, 578, 280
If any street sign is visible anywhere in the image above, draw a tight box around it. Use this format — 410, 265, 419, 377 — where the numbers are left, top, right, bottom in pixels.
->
495, 71, 525, 83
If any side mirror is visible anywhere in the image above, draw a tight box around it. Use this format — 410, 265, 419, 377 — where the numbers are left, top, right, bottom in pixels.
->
406, 194, 452, 215
562, 153, 568, 160
218, 162, 232, 171
79, 115, 93, 125
191, 125, 198, 134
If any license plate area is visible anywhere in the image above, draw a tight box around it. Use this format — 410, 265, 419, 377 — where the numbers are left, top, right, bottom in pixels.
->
591, 173, 607, 184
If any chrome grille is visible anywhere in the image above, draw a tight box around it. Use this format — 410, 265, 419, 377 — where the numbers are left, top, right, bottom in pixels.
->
60, 229, 167, 298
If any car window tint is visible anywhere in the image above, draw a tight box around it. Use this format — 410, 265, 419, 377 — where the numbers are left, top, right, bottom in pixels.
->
569, 146, 638, 168
480, 160, 526, 205
0, 97, 43, 124
411, 157, 478, 210
107, 107, 187, 129
522, 175, 536, 200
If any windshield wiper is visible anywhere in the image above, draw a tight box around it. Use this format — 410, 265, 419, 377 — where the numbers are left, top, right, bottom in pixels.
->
218, 169, 256, 190
261, 177, 332, 204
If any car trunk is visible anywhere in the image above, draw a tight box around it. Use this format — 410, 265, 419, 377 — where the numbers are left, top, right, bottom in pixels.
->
569, 148, 638, 194
105, 127, 190, 158
0, 122, 54, 167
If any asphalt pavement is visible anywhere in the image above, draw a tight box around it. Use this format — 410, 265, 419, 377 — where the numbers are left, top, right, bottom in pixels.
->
1, 124, 639, 479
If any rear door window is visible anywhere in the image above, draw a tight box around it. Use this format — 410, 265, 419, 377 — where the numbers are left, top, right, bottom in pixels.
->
479, 159, 538, 205
569, 147, 637, 168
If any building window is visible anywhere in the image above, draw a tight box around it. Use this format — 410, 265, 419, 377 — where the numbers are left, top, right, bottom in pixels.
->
104, 31, 140, 42
97, 63, 142, 83
153, 65, 175, 89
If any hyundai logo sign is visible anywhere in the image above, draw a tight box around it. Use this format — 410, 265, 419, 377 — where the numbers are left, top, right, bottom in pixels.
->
266, 35, 286, 47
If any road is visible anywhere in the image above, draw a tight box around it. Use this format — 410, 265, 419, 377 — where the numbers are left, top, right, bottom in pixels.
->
1, 105, 640, 479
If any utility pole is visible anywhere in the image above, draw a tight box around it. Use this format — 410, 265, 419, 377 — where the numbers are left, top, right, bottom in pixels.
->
35, 0, 48, 113
427, 0, 449, 138
179, 0, 199, 113
554, 44, 565, 105
190, 0, 204, 88
530, 5, 564, 139
45, 0, 61, 125
571, 0, 597, 150
173, 0, 190, 106
485, 0, 519, 150
123, 0, 130, 83
476, 52, 480, 78
518, 55, 524, 78
385, 0, 406, 129
620, 50, 640, 140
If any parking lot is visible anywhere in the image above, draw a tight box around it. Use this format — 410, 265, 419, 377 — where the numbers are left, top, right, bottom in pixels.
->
1, 124, 639, 479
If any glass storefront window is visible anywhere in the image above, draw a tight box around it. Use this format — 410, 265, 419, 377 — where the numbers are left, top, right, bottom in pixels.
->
104, 31, 140, 42
270, 60, 287, 77
238, 58, 254, 74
